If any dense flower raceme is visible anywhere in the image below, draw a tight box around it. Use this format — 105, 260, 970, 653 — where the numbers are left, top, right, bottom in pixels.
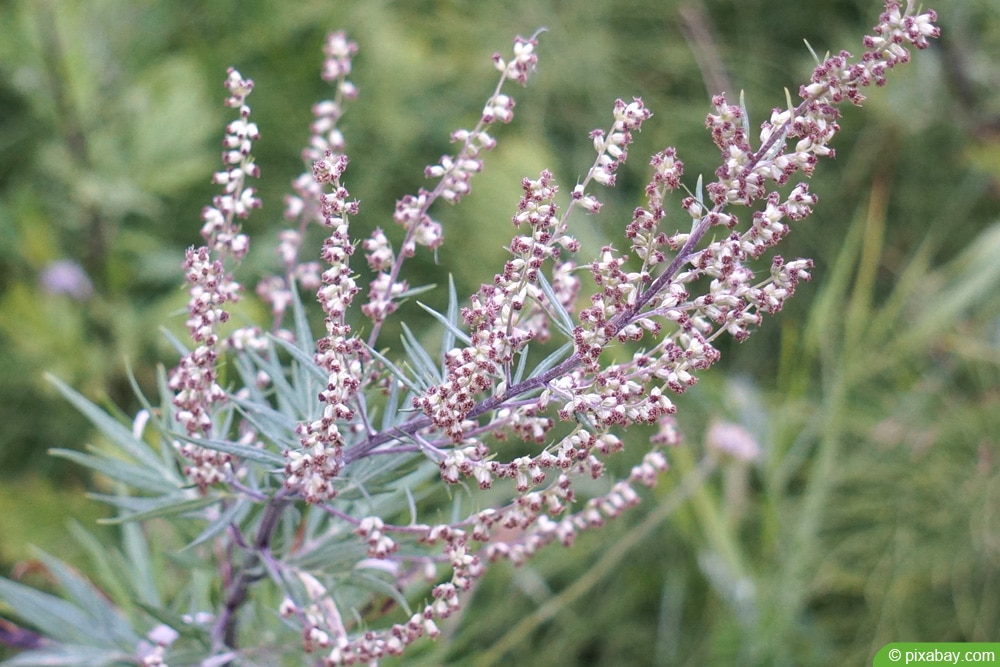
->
168, 67, 259, 490
156, 4, 939, 665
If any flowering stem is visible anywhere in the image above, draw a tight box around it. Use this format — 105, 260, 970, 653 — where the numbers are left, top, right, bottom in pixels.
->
474, 454, 717, 666
347, 0, 940, 462
213, 489, 292, 651
345, 105, 797, 462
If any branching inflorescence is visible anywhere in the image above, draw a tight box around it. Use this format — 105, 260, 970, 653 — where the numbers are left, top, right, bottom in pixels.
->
168, 4, 938, 664
15, 4, 939, 666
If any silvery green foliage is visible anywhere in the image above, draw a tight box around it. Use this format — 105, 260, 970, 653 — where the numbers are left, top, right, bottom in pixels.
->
0, 3, 939, 665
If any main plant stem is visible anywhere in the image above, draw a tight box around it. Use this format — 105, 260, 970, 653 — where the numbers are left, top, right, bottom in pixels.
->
213, 490, 292, 651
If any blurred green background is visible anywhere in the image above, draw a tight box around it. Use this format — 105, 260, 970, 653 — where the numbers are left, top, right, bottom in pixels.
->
1, 0, 998, 665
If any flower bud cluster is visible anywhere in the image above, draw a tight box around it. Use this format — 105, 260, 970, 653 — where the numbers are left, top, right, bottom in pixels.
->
626, 147, 685, 273
321, 30, 359, 84
168, 69, 260, 490
492, 34, 540, 86
318, 439, 664, 667
284, 152, 366, 504
169, 247, 235, 434
415, 168, 578, 441
361, 34, 540, 342
356, 516, 398, 558
201, 67, 259, 257
276, 573, 347, 656
262, 34, 359, 326
586, 97, 652, 189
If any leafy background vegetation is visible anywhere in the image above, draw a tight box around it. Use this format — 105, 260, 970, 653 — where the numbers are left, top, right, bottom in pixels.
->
1, 0, 998, 665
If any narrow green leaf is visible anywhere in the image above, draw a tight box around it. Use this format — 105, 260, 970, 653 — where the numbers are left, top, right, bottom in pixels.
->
85, 492, 175, 514
230, 353, 266, 404
0, 644, 132, 666
905, 220, 1000, 349
527, 341, 574, 380
184, 496, 252, 551
158, 325, 190, 357
241, 343, 317, 421
417, 275, 471, 362
338, 448, 427, 499
35, 551, 139, 649
738, 89, 751, 141
45, 375, 161, 470
125, 367, 186, 476
287, 537, 368, 572
366, 344, 425, 394
230, 394, 298, 451
132, 601, 211, 643
537, 271, 575, 338
173, 433, 286, 466
66, 522, 134, 617
446, 275, 462, 351
400, 322, 442, 385
802, 38, 824, 64
512, 342, 531, 384
270, 332, 328, 384
289, 278, 316, 355
349, 568, 413, 617
121, 521, 161, 608
48, 448, 179, 494
380, 370, 403, 432
97, 492, 222, 525
0, 577, 98, 645
155, 365, 180, 462
394, 282, 436, 300
416, 299, 472, 348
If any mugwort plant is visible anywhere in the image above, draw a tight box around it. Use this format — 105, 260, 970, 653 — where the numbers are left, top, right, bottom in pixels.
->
0, 2, 938, 665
